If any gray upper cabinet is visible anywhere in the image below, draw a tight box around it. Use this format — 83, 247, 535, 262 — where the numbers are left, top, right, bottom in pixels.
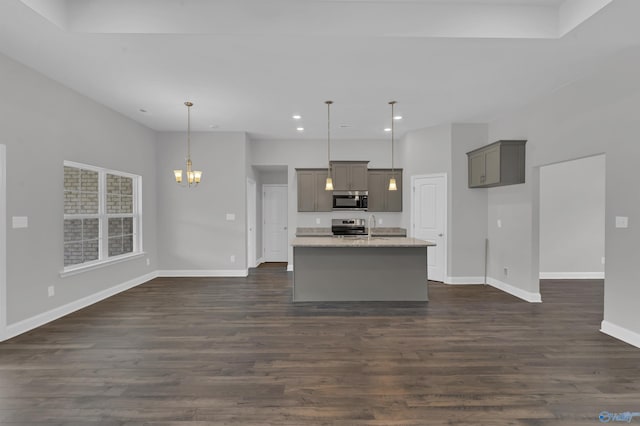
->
296, 169, 332, 212
331, 161, 369, 191
467, 140, 526, 188
367, 169, 403, 212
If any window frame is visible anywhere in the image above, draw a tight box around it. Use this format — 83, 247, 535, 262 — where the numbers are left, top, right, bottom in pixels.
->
61, 161, 144, 277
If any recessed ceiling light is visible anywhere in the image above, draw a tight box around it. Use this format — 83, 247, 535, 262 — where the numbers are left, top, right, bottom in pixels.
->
209, 124, 218, 129
339, 124, 352, 128
139, 108, 149, 114
394, 115, 403, 120
384, 128, 392, 132
296, 127, 304, 131
292, 115, 302, 120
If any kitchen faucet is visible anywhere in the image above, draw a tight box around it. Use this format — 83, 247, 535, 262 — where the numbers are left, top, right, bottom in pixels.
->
367, 214, 376, 241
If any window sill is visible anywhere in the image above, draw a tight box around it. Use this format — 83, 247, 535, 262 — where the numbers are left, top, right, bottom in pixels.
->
60, 252, 147, 278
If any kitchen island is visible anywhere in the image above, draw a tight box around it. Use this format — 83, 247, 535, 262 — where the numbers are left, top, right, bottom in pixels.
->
291, 237, 435, 302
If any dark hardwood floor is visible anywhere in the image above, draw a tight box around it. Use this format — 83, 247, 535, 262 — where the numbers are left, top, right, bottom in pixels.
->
1, 271, 638, 425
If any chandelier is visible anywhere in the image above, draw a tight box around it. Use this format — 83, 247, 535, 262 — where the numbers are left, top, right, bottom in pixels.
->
173, 101, 202, 187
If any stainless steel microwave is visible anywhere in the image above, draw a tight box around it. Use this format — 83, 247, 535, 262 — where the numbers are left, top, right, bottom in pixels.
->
332, 191, 368, 211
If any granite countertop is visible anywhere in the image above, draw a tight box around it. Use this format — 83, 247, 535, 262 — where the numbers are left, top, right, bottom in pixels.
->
295, 227, 407, 237
291, 236, 435, 248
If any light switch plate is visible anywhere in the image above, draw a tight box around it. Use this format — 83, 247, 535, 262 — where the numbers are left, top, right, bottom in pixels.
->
497, 219, 502, 228
12, 216, 28, 228
615, 216, 629, 228
316, 218, 321, 225
226, 213, 235, 221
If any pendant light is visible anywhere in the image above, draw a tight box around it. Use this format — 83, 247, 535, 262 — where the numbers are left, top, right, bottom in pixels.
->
173, 101, 202, 187
325, 100, 334, 191
388, 101, 398, 191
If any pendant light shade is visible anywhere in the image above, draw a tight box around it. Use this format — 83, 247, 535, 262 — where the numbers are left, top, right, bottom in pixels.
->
174, 101, 202, 187
325, 100, 334, 191
388, 101, 397, 191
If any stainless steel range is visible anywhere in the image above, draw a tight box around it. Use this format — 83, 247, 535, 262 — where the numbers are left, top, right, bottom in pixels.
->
331, 218, 366, 236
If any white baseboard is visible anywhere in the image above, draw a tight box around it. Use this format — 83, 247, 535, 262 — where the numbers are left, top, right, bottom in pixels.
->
539, 272, 605, 279
486, 277, 542, 303
157, 269, 249, 277
600, 320, 640, 349
3, 271, 158, 342
287, 263, 293, 272
444, 276, 485, 285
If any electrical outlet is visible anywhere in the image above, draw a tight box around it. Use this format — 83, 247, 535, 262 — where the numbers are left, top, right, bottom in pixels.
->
48, 286, 55, 297
316, 218, 321, 225
601, 257, 605, 265
378, 218, 383, 225
230, 255, 236, 263
497, 219, 502, 228
503, 267, 508, 276
146, 258, 151, 266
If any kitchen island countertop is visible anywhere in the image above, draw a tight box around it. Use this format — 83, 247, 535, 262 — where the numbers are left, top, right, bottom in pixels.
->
292, 236, 434, 248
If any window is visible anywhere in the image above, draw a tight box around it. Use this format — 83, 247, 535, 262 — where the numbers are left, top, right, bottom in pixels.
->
63, 161, 142, 272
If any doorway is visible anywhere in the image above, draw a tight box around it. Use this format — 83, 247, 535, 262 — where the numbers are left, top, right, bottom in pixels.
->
538, 155, 605, 281
262, 184, 288, 262
411, 174, 447, 282
247, 178, 257, 269
1, 144, 6, 340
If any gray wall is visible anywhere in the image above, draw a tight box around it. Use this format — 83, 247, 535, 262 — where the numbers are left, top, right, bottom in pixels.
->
539, 155, 605, 277
450, 124, 489, 279
398, 123, 489, 281
0, 52, 158, 325
487, 46, 640, 337
156, 131, 248, 272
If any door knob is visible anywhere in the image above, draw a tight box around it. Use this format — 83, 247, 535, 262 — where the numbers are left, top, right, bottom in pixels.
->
438, 233, 443, 237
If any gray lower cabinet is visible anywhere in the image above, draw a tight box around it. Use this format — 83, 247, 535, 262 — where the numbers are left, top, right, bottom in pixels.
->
296, 169, 332, 212
331, 161, 369, 191
367, 169, 402, 212
467, 140, 526, 188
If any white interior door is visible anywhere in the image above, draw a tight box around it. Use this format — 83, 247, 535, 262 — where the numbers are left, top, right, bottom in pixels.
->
412, 174, 447, 282
263, 185, 288, 262
247, 179, 257, 268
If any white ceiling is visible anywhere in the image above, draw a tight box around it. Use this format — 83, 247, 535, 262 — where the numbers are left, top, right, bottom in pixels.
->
1, 0, 638, 140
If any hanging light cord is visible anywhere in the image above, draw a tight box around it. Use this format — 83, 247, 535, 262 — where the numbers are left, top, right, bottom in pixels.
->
326, 100, 333, 175
186, 102, 192, 163
390, 101, 396, 175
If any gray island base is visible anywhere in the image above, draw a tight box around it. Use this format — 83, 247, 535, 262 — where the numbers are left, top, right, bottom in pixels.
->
291, 237, 435, 302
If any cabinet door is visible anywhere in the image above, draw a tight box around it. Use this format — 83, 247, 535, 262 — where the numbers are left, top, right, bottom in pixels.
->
468, 151, 486, 187
350, 163, 369, 190
386, 171, 402, 212
332, 164, 350, 191
315, 171, 333, 211
483, 145, 501, 186
297, 171, 317, 212
367, 171, 386, 212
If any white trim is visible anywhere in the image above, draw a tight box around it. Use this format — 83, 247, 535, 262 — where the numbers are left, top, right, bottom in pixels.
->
410, 173, 448, 283
287, 263, 293, 272
256, 257, 264, 266
601, 320, 640, 349
0, 145, 6, 341
60, 252, 146, 278
486, 277, 542, 303
2, 271, 158, 342
157, 269, 249, 277
539, 272, 605, 279
444, 276, 486, 285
